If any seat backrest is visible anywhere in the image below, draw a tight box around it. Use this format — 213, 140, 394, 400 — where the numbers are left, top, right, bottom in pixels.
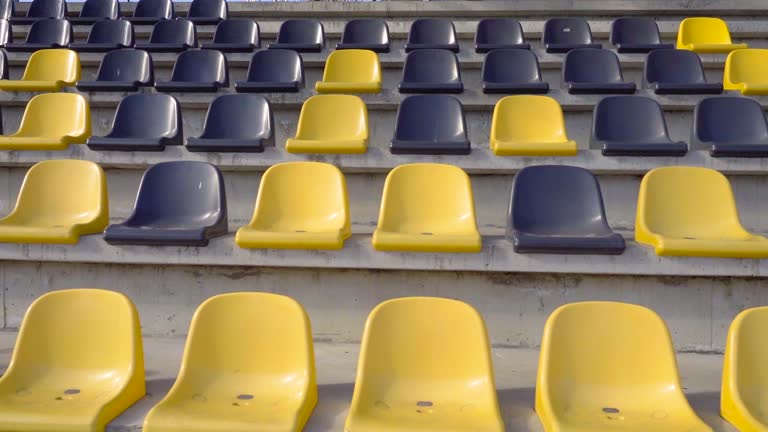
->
134, 0, 173, 20
149, 18, 195, 45
341, 18, 388, 45
26, 18, 71, 45
108, 93, 180, 139
211, 18, 258, 45
492, 95, 568, 144
21, 49, 80, 83
26, 0, 65, 19
610, 17, 663, 45
188, 0, 227, 21
394, 95, 466, 142
86, 19, 134, 46
593, 96, 670, 143
0, 0, 13, 21
246, 49, 302, 83
645, 49, 707, 84
79, 0, 119, 20
724, 307, 768, 418
17, 93, 90, 139
169, 49, 227, 84
475, 18, 525, 45
275, 19, 323, 44
295, 95, 367, 141
543, 17, 593, 44
483, 48, 542, 83
0, 18, 11, 47
407, 18, 457, 45
695, 96, 768, 143
678, 17, 734, 47
95, 49, 153, 84
200, 94, 272, 140
322, 49, 380, 83
0, 49, 7, 80
726, 48, 768, 86
563, 48, 625, 83
402, 48, 460, 83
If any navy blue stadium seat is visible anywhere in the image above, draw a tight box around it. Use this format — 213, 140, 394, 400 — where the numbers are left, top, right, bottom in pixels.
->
5, 18, 71, 52
126, 0, 174, 24
136, 19, 196, 52
592, 96, 687, 156
155, 49, 229, 92
201, 19, 259, 53
12, 0, 65, 24
405, 18, 459, 52
508, 165, 626, 255
475, 18, 529, 53
103, 161, 228, 247
644, 49, 723, 94
69, 0, 120, 24
0, 50, 8, 80
186, 0, 227, 25
70, 19, 134, 52
0, 0, 13, 21
0, 19, 11, 47
87, 94, 183, 151
268, 19, 324, 53
235, 49, 303, 93
336, 18, 389, 53
76, 49, 154, 92
693, 96, 768, 158
563, 48, 636, 94
482, 49, 549, 94
610, 17, 673, 53
399, 49, 463, 94
543, 18, 601, 53
391, 95, 470, 155
186, 94, 274, 153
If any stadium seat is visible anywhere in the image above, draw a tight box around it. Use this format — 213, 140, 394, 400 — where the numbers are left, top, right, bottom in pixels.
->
636, 166, 768, 258
87, 93, 182, 151
0, 19, 9, 47
11, 0, 65, 24
372, 164, 481, 252
286, 95, 368, 154
186, 94, 273, 152
693, 96, 768, 157
142, 292, 317, 432
201, 18, 259, 52
0, 93, 90, 150
268, 19, 324, 53
0, 0, 12, 20
0, 49, 79, 91
336, 18, 389, 53
345, 297, 503, 432
399, 49, 463, 93
76, 49, 154, 92
644, 49, 723, 94
724, 48, 768, 95
543, 17, 601, 53
316, 49, 381, 93
0, 50, 8, 79
405, 18, 459, 52
126, 0, 174, 24
5, 18, 71, 52
507, 165, 625, 254
69, 0, 120, 24
235, 49, 303, 92
490, 96, 576, 156
610, 17, 674, 52
70, 19, 134, 52
537, 302, 710, 432
0, 289, 144, 430
677, 17, 747, 53
391, 95, 469, 155
0, 160, 107, 244
186, 0, 227, 25
563, 48, 636, 94
104, 161, 228, 246
475, 18, 530, 53
136, 19, 197, 52
236, 162, 350, 250
482, 49, 549, 94
592, 96, 687, 156
155, 49, 229, 92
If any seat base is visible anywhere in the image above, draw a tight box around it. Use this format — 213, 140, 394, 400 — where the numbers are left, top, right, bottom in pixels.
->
492, 139, 577, 156
710, 143, 768, 158
87, 137, 172, 152
545, 42, 602, 53
155, 82, 223, 93
236, 228, 347, 250
510, 231, 626, 255
235, 81, 301, 93
68, 16, 110, 24
336, 42, 390, 53
124, 17, 167, 24
0, 136, 72, 151
76, 81, 143, 92
483, 81, 549, 94
650, 82, 723, 94
200, 42, 258, 52
682, 43, 748, 54
398, 82, 463, 94
316, 81, 381, 93
286, 138, 366, 154
0, 80, 64, 91
5, 43, 66, 52
404, 43, 459, 53
0, 224, 79, 244
601, 141, 688, 157
643, 236, 768, 258
134, 43, 194, 53
615, 42, 674, 53
475, 43, 530, 53
69, 43, 129, 53
103, 224, 225, 247
390, 139, 471, 155
186, 17, 224, 25
10, 17, 54, 24
372, 230, 482, 253
567, 82, 636, 94
185, 137, 266, 153
267, 43, 322, 53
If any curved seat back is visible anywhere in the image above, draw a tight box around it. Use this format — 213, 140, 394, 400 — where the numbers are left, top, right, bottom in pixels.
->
274, 19, 323, 45
211, 18, 258, 45
492, 95, 569, 144
26, 18, 72, 45
394, 95, 466, 143
321, 49, 380, 84
148, 18, 196, 45
246, 49, 303, 83
26, 0, 66, 19
169, 49, 227, 85
188, 0, 227, 22
133, 0, 174, 20
677, 17, 736, 48
21, 49, 80, 83
407, 18, 457, 47
475, 18, 525, 46
564, 48, 625, 84
645, 49, 708, 84
610, 17, 663, 45
79, 0, 119, 20
725, 48, 768, 88
17, 93, 90, 139
483, 49, 543, 84
199, 94, 272, 140
86, 19, 134, 46
694, 96, 768, 144
94, 49, 154, 84
339, 18, 389, 46
106, 93, 180, 139
592, 96, 672, 143
544, 17, 594, 45
402, 48, 460, 84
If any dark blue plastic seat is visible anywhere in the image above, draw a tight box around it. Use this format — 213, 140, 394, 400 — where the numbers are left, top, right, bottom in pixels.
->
87, 93, 183, 151
155, 49, 228, 92
268, 19, 324, 53
12, 0, 65, 24
235, 49, 303, 93
0, 50, 8, 80
0, 0, 13, 21
70, 19, 134, 52
563, 48, 636, 94
508, 165, 625, 255
693, 97, 768, 158
610, 17, 673, 53
70, 0, 120, 24
592, 96, 687, 156
103, 161, 228, 247
405, 18, 458, 52
482, 49, 548, 94
336, 18, 389, 53
543, 18, 601, 53
391, 95, 470, 155
126, 0, 174, 24
76, 49, 154, 92
186, 94, 273, 153
136, 19, 197, 52
0, 19, 11, 47
201, 19, 259, 52
475, 18, 529, 53
644, 49, 723, 94
399, 49, 462, 94
5, 18, 71, 52
186, 0, 227, 25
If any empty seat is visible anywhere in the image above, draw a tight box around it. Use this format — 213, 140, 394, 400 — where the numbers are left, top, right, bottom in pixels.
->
644, 49, 723, 94
142, 293, 316, 432
0, 93, 90, 150
76, 49, 154, 92
286, 95, 368, 154
69, 0, 120, 24
563, 48, 635, 94
0, 0, 12, 21
373, 164, 481, 252
610, 17, 674, 52
391, 95, 469, 155
592, 96, 687, 156
316, 49, 381, 93
0, 160, 107, 243
186, 0, 227, 25
724, 48, 768, 95
405, 18, 459, 52
235, 49, 303, 92
104, 162, 227, 246
537, 302, 710, 432
693, 97, 768, 157
201, 18, 259, 52
186, 94, 273, 153
0, 50, 8, 80
677, 17, 747, 53
155, 49, 228, 92
0, 49, 80, 91
126, 0, 174, 24
11, 0, 65, 24
268, 19, 324, 53
543, 18, 601, 53
70, 19, 134, 52
87, 94, 182, 151
5, 18, 71, 52
136, 19, 196, 52
336, 18, 389, 53
636, 166, 768, 258
490, 96, 576, 156
508, 166, 625, 254
482, 49, 549, 94
0, 19, 10, 47
399, 49, 463, 93
236, 162, 350, 250
475, 18, 530, 53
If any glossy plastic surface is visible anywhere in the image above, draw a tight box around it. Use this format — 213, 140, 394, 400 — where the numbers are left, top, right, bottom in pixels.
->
316, 49, 381, 93
127, 0, 174, 24
677, 17, 747, 53
136, 18, 196, 52
563, 48, 636, 94
268, 19, 324, 52
336, 18, 389, 53
70, 19, 134, 52
235, 49, 303, 92
5, 18, 71, 52
404, 18, 458, 52
693, 96, 768, 157
543, 18, 602, 53
399, 48, 462, 93
490, 95, 575, 156
724, 48, 768, 95
475, 18, 529, 52
70, 0, 120, 24
482, 48, 549, 94
0, 93, 90, 150
610, 17, 673, 52
155, 49, 229, 92
186, 94, 274, 152
202, 18, 259, 52
286, 95, 368, 154
391, 95, 469, 155
644, 49, 723, 94
0, 48, 80, 91
76, 49, 154, 92
12, 0, 65, 23
187, 0, 227, 24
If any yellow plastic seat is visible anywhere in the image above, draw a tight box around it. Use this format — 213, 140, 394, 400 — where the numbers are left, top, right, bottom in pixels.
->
0, 288, 145, 432
635, 166, 768, 258
236, 162, 351, 250
345, 297, 503, 432
285, 95, 368, 154
372, 163, 481, 253
315, 49, 382, 93
143, 292, 317, 432
724, 49, 768, 95
536, 301, 711, 432
676, 17, 747, 53
0, 159, 108, 244
0, 93, 91, 150
0, 49, 81, 91
490, 95, 577, 156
